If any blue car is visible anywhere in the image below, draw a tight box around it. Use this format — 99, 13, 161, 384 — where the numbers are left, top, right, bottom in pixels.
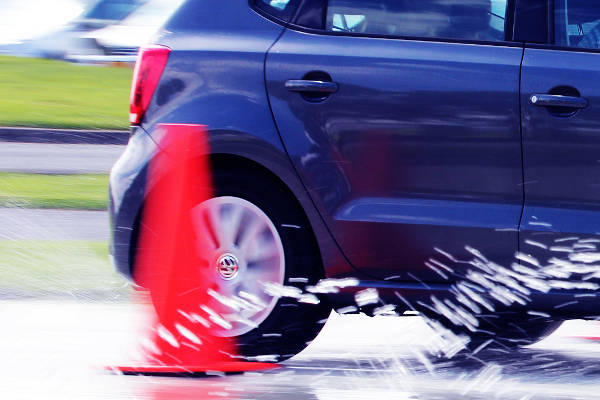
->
110, 0, 600, 359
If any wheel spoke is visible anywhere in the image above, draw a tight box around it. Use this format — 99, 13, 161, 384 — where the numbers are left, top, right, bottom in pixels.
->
238, 217, 265, 259
190, 205, 218, 252
219, 204, 244, 248
247, 239, 280, 265
206, 205, 223, 248
238, 284, 274, 313
243, 266, 281, 293
216, 282, 237, 298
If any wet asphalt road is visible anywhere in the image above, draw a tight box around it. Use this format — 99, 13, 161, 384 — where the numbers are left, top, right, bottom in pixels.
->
0, 208, 109, 240
4, 142, 600, 399
4, 300, 600, 400
0, 142, 124, 173
0, 141, 118, 240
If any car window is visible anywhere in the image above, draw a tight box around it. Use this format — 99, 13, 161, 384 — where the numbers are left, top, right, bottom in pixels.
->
255, 0, 301, 22
261, 0, 292, 11
555, 0, 600, 50
325, 0, 508, 42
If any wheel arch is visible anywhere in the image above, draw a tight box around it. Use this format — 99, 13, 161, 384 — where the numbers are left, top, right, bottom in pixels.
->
206, 128, 354, 281
207, 147, 344, 281
132, 127, 354, 282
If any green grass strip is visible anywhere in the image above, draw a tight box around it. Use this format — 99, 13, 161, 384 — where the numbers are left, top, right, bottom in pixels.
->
0, 55, 131, 130
0, 173, 109, 210
0, 240, 130, 298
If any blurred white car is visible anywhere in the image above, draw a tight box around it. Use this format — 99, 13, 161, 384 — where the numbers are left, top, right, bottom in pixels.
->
75, 0, 185, 60
3, 0, 181, 62
3, 0, 143, 59
82, 0, 182, 55
0, 0, 85, 48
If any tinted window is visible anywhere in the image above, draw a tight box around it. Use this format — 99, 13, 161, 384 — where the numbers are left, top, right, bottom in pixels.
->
555, 0, 600, 49
325, 0, 507, 42
255, 0, 301, 22
295, 0, 325, 29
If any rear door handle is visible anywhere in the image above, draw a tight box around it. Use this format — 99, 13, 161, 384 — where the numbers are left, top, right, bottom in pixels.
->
530, 94, 588, 109
285, 80, 339, 94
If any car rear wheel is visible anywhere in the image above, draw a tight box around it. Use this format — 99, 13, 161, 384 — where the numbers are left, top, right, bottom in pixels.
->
194, 167, 331, 361
475, 317, 562, 349
428, 313, 562, 353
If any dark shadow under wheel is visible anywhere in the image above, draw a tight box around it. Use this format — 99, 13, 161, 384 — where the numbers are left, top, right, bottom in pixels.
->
426, 312, 562, 353
474, 316, 562, 349
195, 167, 331, 361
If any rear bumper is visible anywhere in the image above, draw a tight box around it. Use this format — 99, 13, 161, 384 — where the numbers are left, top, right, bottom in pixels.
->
108, 126, 156, 280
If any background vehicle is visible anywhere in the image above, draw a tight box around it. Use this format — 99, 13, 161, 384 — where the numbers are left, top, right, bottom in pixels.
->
5, 0, 143, 59
110, 0, 600, 359
81, 0, 185, 59
0, 0, 85, 52
4, 0, 181, 62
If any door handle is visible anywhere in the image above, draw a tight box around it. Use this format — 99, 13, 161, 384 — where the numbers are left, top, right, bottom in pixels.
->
530, 94, 588, 109
285, 80, 339, 94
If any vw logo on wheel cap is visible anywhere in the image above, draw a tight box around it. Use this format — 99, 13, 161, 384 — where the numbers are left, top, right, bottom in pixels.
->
216, 253, 240, 280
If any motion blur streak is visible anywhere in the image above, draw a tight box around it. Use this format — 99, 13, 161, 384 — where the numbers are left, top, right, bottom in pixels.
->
0, 0, 83, 45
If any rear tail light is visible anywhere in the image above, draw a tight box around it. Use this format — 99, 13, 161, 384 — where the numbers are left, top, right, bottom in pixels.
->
129, 45, 171, 125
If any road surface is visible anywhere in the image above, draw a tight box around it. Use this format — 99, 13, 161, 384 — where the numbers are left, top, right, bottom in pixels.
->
0, 142, 124, 173
0, 208, 109, 240
4, 142, 600, 399
4, 300, 600, 400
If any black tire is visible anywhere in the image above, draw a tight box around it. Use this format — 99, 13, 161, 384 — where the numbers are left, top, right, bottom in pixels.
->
476, 317, 562, 349
209, 167, 331, 361
426, 312, 562, 352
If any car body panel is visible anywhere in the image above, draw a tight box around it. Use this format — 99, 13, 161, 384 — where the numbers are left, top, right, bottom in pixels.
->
266, 28, 524, 283
109, 126, 154, 277
520, 48, 600, 266
110, 126, 357, 281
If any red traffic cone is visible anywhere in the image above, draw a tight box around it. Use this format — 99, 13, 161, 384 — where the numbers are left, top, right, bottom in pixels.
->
112, 124, 279, 375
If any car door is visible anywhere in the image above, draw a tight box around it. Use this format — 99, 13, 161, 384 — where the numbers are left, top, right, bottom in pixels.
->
265, 0, 523, 283
520, 0, 600, 272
